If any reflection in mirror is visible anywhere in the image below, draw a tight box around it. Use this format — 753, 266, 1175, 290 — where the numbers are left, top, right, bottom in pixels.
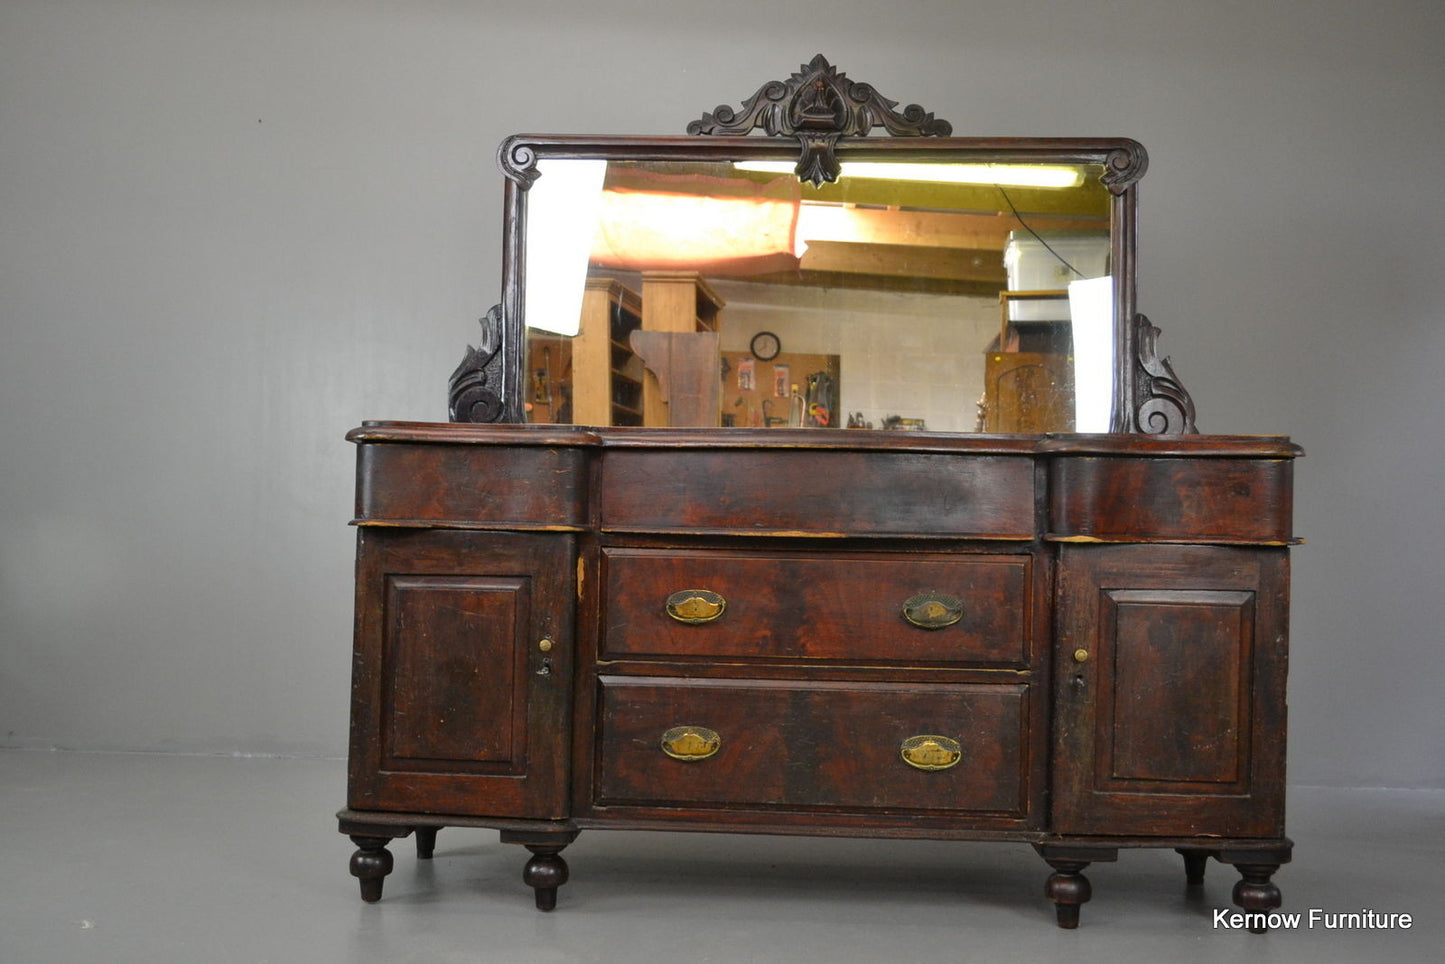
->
523, 158, 1111, 433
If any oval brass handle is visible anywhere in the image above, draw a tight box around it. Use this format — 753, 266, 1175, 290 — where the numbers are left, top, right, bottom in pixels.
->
901, 592, 964, 630
665, 589, 727, 624
900, 734, 962, 771
660, 725, 721, 761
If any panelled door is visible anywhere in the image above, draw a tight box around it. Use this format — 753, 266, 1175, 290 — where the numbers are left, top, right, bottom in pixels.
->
1053, 544, 1288, 837
348, 528, 574, 819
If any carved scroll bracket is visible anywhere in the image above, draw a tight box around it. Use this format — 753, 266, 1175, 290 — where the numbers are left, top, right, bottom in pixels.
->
1133, 314, 1198, 434
688, 54, 952, 186
448, 304, 507, 423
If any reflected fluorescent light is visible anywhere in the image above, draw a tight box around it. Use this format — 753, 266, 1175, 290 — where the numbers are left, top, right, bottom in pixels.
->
525, 159, 607, 336
735, 160, 1083, 189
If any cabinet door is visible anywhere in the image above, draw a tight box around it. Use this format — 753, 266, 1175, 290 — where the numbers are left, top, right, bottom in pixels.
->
1053, 545, 1288, 837
348, 529, 573, 818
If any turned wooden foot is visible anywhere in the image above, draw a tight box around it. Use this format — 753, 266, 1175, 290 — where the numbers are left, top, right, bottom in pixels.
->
1230, 863, 1284, 933
1213, 842, 1291, 933
523, 845, 570, 911
1176, 848, 1215, 886
1043, 859, 1092, 928
415, 827, 438, 860
500, 828, 580, 912
1034, 844, 1116, 929
348, 835, 395, 903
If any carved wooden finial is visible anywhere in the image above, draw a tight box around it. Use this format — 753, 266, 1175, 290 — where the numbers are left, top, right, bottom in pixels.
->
687, 54, 953, 186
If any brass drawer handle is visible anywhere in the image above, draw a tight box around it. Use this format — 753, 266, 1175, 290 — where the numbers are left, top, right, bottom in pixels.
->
665, 589, 727, 624
660, 725, 721, 761
900, 735, 962, 771
901, 592, 964, 630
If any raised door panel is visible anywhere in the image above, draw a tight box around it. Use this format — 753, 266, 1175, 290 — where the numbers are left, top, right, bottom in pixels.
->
348, 529, 574, 818
1053, 544, 1288, 837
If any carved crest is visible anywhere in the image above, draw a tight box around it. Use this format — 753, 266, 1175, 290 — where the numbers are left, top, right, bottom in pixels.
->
688, 54, 953, 186
448, 305, 507, 423
1133, 314, 1198, 434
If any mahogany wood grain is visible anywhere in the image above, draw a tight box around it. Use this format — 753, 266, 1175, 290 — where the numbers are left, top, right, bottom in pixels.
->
601, 547, 1031, 666
343, 423, 1301, 926
355, 442, 589, 528
347, 528, 575, 817
1052, 544, 1288, 837
593, 676, 1029, 816
599, 449, 1036, 537
1048, 456, 1295, 543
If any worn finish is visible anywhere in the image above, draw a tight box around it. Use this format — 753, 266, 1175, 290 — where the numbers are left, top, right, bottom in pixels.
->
353, 440, 590, 529
602, 547, 1030, 666
1050, 455, 1295, 544
342, 424, 1300, 927
593, 676, 1029, 817
1052, 544, 1289, 838
599, 448, 1036, 537
347, 527, 575, 818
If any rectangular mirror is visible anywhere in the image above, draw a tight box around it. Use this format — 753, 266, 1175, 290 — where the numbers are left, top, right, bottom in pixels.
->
489, 135, 1148, 434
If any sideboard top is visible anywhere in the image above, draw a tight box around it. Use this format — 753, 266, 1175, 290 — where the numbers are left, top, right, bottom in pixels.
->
349, 421, 1303, 460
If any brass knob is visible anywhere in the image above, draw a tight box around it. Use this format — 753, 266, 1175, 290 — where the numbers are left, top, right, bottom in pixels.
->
660, 725, 721, 761
1073, 648, 1089, 663
665, 590, 726, 624
538, 638, 554, 653
900, 735, 962, 771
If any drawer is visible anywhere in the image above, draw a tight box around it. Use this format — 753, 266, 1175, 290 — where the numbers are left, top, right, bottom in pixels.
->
602, 549, 1031, 667
594, 677, 1028, 816
1048, 455, 1295, 544
355, 442, 589, 527
599, 449, 1036, 537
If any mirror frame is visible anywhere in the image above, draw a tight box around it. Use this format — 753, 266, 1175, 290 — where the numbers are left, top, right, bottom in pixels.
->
449, 55, 1195, 435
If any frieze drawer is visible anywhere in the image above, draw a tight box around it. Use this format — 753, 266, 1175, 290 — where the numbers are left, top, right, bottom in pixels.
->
598, 448, 1036, 538
593, 676, 1029, 818
602, 548, 1032, 668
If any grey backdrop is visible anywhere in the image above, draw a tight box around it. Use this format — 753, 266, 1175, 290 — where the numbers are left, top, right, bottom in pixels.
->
2, 0, 1441, 788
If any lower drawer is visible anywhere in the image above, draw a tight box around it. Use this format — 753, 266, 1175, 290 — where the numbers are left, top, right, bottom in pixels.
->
594, 677, 1028, 817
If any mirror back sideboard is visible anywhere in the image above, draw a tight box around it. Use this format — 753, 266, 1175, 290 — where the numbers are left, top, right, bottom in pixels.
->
339, 56, 1300, 933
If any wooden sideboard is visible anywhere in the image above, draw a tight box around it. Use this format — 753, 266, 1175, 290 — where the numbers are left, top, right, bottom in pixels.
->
338, 421, 1300, 929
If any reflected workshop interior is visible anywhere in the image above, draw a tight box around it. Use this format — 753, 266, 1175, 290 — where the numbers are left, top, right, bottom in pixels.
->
521, 158, 1114, 434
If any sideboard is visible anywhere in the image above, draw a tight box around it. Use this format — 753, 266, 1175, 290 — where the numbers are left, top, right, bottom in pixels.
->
339, 421, 1300, 929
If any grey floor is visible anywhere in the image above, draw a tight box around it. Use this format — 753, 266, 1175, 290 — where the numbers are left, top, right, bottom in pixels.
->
1, 749, 1438, 963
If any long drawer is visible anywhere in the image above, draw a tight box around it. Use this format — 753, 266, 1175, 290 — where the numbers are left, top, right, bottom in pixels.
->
594, 676, 1029, 816
599, 449, 1036, 537
602, 548, 1031, 667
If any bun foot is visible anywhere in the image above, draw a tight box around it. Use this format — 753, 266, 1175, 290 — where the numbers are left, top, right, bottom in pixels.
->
1034, 844, 1116, 929
1232, 864, 1284, 933
523, 846, 569, 911
348, 835, 395, 903
501, 828, 580, 912
1043, 860, 1092, 929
